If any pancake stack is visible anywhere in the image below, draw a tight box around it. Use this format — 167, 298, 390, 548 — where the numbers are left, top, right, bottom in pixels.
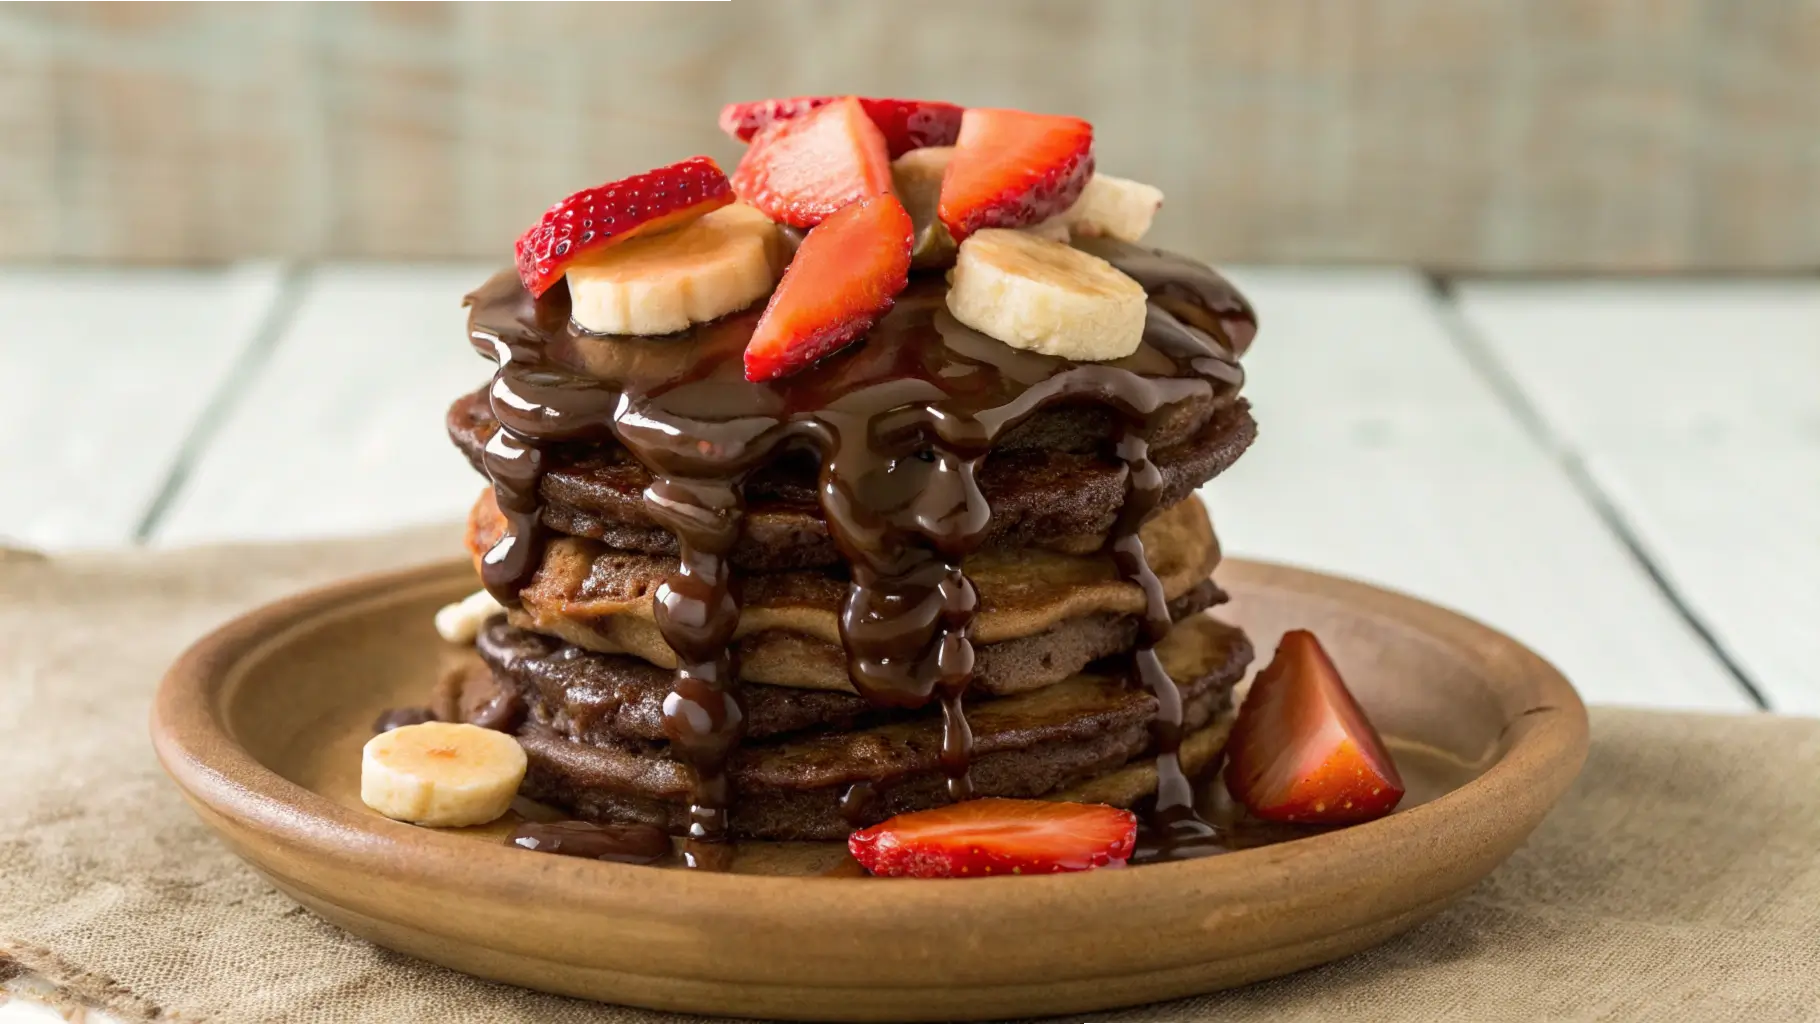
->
441, 231, 1260, 843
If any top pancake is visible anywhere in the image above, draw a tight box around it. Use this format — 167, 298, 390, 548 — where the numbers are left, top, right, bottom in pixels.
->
447, 390, 1253, 570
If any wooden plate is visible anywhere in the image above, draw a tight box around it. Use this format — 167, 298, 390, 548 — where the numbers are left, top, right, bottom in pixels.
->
151, 558, 1587, 1021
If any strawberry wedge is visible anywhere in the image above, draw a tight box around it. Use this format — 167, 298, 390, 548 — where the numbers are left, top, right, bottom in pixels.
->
938, 108, 1094, 242
743, 193, 912, 382
1224, 630, 1406, 824
732, 97, 895, 229
719, 96, 964, 157
849, 798, 1137, 878
514, 157, 732, 297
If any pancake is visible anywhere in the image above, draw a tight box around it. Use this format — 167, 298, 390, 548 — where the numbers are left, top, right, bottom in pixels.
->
470, 578, 1225, 744
447, 613, 1251, 841
469, 492, 1223, 691
448, 389, 1254, 570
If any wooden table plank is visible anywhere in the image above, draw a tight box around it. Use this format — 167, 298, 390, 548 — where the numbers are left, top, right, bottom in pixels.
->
153, 264, 498, 546
1209, 268, 1751, 712
1455, 280, 1820, 714
0, 265, 282, 550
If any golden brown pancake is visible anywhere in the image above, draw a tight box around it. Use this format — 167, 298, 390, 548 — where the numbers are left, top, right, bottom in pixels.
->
467, 492, 1223, 691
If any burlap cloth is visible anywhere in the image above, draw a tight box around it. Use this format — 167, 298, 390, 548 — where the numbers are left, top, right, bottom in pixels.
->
2, 531, 1816, 1023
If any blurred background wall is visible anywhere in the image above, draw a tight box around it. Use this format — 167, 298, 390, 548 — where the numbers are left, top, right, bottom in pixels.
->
2, 0, 1816, 271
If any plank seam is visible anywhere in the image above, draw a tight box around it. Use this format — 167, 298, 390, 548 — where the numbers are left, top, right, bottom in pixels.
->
131, 265, 313, 543
1425, 274, 1773, 712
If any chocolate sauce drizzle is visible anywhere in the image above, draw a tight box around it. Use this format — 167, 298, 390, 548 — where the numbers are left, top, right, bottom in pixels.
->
467, 239, 1253, 859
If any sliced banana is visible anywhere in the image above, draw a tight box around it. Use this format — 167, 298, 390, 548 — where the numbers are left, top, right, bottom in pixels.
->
946, 229, 1147, 361
1019, 217, 1073, 242
1060, 174, 1164, 243
566, 203, 785, 336
361, 721, 527, 827
434, 588, 505, 645
891, 146, 959, 269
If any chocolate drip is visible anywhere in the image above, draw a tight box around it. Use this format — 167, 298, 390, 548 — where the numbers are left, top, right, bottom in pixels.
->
466, 244, 1252, 859
371, 706, 437, 733
510, 820, 672, 864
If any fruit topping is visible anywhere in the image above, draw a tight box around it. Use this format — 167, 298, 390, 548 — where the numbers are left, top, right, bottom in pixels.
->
731, 97, 895, 229
946, 229, 1146, 361
361, 721, 528, 828
434, 588, 506, 644
743, 193, 913, 382
890, 145, 958, 269
1060, 173, 1165, 243
938, 108, 1094, 242
514, 157, 733, 298
1224, 630, 1406, 824
566, 202, 786, 336
849, 798, 1138, 877
719, 96, 964, 157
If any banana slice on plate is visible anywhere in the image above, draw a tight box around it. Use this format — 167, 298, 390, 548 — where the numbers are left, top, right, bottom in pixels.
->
1061, 174, 1164, 243
361, 721, 527, 827
566, 202, 786, 336
945, 229, 1147, 361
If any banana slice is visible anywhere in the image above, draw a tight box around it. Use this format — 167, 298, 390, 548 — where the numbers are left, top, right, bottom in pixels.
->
891, 146, 959, 269
1061, 174, 1164, 243
361, 721, 527, 827
1019, 217, 1073, 242
945, 229, 1147, 361
566, 202, 785, 336
434, 588, 505, 645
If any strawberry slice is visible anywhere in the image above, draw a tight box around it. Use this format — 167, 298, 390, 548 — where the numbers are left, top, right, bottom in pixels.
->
719, 96, 964, 157
849, 798, 1137, 877
938, 108, 1094, 242
1224, 630, 1406, 824
743, 193, 912, 382
731, 97, 895, 229
514, 157, 732, 298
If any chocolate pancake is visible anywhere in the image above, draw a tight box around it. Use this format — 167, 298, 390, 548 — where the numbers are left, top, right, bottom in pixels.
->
448, 389, 1255, 570
472, 578, 1223, 743
469, 492, 1223, 691
448, 614, 1251, 841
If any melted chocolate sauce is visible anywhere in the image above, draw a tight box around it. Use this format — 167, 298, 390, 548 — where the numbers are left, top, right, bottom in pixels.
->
371, 706, 437, 733
467, 241, 1253, 857
510, 820, 673, 864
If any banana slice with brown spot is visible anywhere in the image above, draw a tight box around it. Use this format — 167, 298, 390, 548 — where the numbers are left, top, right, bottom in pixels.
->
361, 721, 527, 827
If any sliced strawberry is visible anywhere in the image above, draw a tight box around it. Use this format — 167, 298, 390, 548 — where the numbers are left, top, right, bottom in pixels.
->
719, 96, 833, 142
719, 96, 963, 157
849, 798, 1137, 878
938, 108, 1094, 242
743, 193, 912, 383
731, 97, 895, 229
1224, 630, 1406, 825
514, 157, 732, 297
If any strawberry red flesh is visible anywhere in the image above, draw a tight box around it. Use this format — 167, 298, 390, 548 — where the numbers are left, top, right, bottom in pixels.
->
938, 108, 1094, 241
731, 97, 895, 229
849, 798, 1137, 878
1224, 630, 1406, 825
719, 96, 963, 157
513, 157, 732, 298
743, 193, 912, 383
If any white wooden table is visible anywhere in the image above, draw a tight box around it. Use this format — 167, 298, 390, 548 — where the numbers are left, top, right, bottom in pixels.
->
1, 263, 1816, 1020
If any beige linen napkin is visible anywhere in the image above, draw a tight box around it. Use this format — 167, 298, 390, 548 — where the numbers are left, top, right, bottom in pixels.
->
2, 533, 1817, 1023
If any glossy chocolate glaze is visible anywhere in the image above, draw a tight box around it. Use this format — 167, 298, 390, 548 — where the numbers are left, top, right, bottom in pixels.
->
510, 820, 673, 864
466, 242, 1254, 858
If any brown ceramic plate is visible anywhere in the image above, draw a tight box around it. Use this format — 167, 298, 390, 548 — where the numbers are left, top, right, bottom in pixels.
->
151, 558, 1587, 1022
